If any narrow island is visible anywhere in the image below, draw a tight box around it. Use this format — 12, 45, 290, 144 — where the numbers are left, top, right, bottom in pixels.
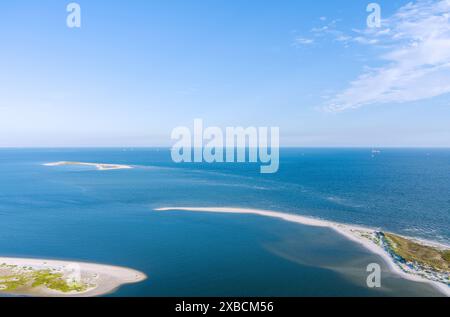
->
44, 161, 133, 171
0, 257, 146, 297
155, 207, 450, 296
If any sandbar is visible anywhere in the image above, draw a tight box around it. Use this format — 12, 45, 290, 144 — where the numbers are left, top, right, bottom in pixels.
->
44, 161, 133, 171
155, 207, 450, 296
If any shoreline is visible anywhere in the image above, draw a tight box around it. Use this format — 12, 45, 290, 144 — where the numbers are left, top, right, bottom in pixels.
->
0, 257, 146, 297
155, 207, 450, 297
43, 161, 133, 171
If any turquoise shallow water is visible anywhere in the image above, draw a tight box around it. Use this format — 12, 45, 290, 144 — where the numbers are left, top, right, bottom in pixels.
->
0, 148, 448, 296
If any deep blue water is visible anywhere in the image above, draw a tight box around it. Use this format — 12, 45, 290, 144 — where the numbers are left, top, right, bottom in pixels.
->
0, 148, 448, 296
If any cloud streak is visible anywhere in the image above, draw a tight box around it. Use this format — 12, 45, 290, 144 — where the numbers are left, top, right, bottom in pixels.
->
326, 0, 450, 112
294, 37, 315, 46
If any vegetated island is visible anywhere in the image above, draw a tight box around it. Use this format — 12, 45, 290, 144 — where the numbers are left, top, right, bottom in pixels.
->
156, 207, 450, 296
44, 161, 133, 171
0, 257, 146, 297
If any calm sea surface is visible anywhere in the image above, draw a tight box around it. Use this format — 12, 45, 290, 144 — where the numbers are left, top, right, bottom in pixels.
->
0, 148, 448, 296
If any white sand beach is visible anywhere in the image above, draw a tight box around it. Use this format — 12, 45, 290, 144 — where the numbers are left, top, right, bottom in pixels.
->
0, 257, 146, 297
44, 161, 133, 171
155, 207, 450, 296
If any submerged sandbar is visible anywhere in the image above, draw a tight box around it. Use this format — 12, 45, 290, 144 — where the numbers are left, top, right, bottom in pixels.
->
44, 161, 133, 171
155, 207, 450, 296
0, 257, 146, 297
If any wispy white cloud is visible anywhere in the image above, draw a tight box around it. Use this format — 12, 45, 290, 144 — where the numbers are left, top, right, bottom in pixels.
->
325, 0, 450, 111
294, 37, 315, 46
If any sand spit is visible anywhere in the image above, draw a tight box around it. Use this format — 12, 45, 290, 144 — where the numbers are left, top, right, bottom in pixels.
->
44, 161, 133, 171
155, 207, 449, 296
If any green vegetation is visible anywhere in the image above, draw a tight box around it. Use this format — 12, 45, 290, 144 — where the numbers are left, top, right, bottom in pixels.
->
0, 268, 88, 293
31, 270, 87, 293
443, 251, 450, 262
384, 233, 450, 272
0, 274, 29, 291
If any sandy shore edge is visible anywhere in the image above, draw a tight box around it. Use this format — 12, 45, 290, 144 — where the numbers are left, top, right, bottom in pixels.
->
0, 257, 146, 297
155, 207, 449, 297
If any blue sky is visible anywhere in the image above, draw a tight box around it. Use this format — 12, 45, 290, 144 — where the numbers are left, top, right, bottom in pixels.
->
1, 0, 449, 147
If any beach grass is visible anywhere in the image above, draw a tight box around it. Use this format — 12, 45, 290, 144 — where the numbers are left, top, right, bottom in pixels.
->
31, 270, 88, 293
0, 269, 88, 293
384, 233, 450, 272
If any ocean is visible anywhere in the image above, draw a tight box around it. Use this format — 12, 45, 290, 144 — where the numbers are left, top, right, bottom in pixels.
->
0, 148, 448, 296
